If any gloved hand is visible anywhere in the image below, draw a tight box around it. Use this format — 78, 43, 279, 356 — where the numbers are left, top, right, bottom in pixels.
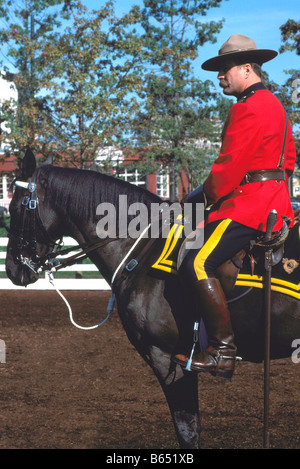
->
181, 184, 207, 208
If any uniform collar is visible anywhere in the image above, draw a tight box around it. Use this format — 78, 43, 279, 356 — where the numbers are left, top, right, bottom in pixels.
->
237, 82, 266, 102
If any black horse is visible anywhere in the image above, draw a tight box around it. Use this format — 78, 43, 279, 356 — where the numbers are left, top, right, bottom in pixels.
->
5, 149, 300, 449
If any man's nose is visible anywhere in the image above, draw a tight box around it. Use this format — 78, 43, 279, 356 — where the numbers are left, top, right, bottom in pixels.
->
218, 70, 225, 79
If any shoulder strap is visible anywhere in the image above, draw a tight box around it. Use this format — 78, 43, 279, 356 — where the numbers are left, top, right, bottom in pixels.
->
277, 112, 288, 169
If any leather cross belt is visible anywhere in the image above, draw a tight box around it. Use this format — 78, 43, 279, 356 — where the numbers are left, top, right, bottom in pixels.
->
240, 169, 285, 186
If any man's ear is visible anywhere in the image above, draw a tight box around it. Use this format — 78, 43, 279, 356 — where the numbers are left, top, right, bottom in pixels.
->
243, 63, 252, 77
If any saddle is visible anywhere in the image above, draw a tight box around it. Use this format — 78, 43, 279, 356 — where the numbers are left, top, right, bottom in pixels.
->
113, 208, 300, 301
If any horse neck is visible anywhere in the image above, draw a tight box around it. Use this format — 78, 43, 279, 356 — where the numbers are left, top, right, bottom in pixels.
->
61, 201, 146, 286
43, 166, 158, 285
53, 211, 130, 285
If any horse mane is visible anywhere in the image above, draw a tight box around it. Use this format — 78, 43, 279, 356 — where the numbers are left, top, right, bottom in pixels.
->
38, 165, 163, 224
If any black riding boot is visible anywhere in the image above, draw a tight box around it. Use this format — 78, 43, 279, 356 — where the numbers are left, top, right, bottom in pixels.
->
173, 277, 237, 380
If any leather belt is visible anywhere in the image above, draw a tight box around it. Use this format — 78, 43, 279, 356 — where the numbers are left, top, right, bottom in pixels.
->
240, 169, 285, 186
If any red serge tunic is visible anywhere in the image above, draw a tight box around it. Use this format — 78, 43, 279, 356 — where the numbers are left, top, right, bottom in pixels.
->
203, 83, 296, 232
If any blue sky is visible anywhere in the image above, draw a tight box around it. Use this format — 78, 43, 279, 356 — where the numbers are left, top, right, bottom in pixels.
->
85, 0, 300, 89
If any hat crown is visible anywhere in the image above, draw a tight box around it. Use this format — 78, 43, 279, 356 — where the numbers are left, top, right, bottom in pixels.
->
219, 34, 257, 56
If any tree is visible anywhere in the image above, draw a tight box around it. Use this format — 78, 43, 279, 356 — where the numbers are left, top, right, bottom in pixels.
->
0, 0, 79, 157
127, 0, 228, 200
0, 0, 145, 167
46, 1, 144, 168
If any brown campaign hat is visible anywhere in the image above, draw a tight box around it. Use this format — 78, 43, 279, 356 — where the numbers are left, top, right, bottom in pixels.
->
201, 34, 278, 71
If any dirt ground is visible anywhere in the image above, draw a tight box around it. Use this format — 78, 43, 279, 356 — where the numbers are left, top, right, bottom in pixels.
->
0, 289, 299, 450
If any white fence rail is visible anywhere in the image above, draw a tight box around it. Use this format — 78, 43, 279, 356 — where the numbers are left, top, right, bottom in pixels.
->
0, 237, 111, 291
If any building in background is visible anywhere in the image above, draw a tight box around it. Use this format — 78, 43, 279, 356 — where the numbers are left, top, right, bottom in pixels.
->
0, 146, 188, 209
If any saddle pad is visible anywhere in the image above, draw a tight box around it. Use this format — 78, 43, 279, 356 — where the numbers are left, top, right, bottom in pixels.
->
151, 216, 185, 275
235, 222, 300, 299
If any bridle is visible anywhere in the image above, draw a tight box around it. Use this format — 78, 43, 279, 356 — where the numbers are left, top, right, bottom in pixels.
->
8, 178, 118, 276
7, 177, 123, 331
8, 179, 52, 273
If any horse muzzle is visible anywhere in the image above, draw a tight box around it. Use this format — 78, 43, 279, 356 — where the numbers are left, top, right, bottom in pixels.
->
6, 248, 39, 287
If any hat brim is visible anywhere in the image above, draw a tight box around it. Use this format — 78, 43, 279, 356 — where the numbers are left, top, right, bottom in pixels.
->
201, 49, 278, 71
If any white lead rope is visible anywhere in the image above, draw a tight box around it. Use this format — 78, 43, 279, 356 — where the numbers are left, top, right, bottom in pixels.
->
47, 271, 113, 330
46, 225, 151, 330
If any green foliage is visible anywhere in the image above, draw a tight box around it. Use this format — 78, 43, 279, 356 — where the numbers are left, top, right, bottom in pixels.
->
0, 0, 230, 182
0, 0, 82, 157
0, 0, 144, 166
280, 20, 300, 56
126, 0, 229, 199
43, 1, 145, 167
0, 1, 298, 191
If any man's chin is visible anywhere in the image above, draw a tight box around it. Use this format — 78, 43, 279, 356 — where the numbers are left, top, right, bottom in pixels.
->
221, 86, 231, 95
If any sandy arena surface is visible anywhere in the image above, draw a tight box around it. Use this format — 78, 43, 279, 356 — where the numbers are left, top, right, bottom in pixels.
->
0, 290, 299, 450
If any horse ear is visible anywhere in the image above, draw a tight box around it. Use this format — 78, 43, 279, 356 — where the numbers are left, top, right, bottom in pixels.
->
21, 148, 36, 179
42, 153, 54, 166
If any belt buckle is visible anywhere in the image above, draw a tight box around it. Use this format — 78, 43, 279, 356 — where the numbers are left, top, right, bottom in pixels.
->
244, 173, 251, 184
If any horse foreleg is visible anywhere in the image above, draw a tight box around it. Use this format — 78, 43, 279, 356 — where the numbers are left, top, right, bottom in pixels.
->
149, 347, 201, 449
164, 372, 201, 449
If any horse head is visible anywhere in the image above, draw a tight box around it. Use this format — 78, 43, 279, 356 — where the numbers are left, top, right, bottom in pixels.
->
6, 149, 61, 286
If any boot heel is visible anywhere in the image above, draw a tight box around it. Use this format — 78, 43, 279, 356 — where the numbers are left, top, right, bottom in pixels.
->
214, 352, 236, 380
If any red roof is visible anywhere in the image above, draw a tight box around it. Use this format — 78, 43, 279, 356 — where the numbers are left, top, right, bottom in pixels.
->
0, 154, 17, 172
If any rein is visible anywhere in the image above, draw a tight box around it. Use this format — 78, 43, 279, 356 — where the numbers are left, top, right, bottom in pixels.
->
41, 236, 118, 273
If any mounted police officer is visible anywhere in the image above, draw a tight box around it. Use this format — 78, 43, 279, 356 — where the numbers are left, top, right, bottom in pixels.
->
173, 34, 296, 379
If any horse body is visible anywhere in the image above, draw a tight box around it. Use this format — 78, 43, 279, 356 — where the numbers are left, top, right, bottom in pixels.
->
5, 149, 300, 449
